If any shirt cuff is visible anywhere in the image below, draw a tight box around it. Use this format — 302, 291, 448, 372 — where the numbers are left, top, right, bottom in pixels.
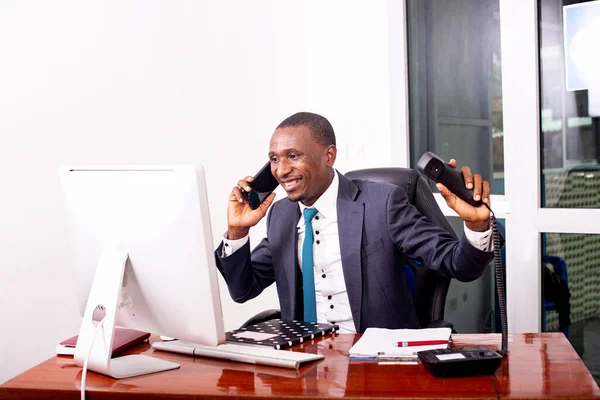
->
463, 223, 493, 252
221, 232, 249, 257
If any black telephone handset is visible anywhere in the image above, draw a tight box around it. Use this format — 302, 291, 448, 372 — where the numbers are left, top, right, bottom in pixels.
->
415, 151, 482, 207
415, 152, 507, 378
241, 162, 280, 210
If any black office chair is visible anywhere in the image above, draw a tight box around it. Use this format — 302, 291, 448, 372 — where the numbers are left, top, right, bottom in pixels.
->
241, 167, 455, 330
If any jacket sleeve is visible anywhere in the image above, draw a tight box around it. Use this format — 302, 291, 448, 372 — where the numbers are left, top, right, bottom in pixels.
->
214, 210, 276, 303
386, 186, 494, 282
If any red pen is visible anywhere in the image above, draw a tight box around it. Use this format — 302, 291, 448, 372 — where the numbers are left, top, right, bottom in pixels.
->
393, 340, 449, 347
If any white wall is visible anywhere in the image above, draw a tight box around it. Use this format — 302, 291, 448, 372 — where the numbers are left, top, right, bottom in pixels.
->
0, 0, 401, 383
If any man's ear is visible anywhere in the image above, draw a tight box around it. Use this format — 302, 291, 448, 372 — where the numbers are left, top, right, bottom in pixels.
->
325, 145, 337, 167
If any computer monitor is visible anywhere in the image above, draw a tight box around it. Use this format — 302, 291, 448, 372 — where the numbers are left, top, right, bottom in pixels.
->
59, 165, 225, 379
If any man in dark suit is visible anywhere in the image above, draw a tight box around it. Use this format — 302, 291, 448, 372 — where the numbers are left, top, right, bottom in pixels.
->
216, 112, 494, 333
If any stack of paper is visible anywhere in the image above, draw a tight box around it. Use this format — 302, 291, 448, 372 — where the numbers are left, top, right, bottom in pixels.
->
349, 327, 451, 360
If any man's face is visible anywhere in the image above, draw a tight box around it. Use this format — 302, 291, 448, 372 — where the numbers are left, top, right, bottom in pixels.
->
269, 125, 336, 206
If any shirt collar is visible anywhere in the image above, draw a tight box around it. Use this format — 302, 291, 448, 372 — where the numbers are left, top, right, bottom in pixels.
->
298, 170, 339, 226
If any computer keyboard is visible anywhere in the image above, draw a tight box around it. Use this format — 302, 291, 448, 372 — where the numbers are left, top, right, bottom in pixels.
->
152, 340, 324, 369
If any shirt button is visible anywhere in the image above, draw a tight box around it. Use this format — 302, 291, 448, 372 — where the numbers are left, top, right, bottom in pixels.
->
322, 274, 326, 278
328, 295, 332, 300
316, 240, 320, 245
315, 230, 320, 235
315, 216, 319, 220
330, 304, 334, 309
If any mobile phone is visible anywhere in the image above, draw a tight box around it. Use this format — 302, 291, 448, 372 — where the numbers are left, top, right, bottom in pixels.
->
241, 162, 280, 210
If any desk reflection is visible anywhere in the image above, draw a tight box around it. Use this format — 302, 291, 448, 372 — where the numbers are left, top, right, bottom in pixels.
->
214, 333, 501, 398
216, 334, 349, 397
46, 333, 599, 400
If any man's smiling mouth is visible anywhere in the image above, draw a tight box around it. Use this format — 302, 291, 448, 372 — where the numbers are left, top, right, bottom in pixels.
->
282, 178, 302, 191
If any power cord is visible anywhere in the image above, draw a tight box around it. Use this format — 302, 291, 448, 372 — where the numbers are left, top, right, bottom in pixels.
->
81, 317, 106, 400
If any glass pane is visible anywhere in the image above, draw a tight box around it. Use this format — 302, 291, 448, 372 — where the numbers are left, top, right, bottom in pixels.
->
540, 0, 600, 208
407, 0, 505, 194
542, 232, 600, 385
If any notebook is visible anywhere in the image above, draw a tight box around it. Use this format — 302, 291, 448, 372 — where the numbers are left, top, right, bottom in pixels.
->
226, 319, 338, 350
349, 327, 451, 360
56, 328, 151, 356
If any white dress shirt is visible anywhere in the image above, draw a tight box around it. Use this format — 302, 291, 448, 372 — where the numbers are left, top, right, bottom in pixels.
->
295, 172, 356, 333
222, 171, 493, 333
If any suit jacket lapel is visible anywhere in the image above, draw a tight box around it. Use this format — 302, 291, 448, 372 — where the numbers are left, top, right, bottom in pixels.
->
336, 173, 364, 331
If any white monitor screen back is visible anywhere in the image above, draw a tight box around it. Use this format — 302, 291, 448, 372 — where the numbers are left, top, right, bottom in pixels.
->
60, 165, 225, 346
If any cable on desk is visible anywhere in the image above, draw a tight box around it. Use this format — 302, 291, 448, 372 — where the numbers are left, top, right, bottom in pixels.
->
481, 374, 500, 400
489, 375, 500, 400
81, 317, 106, 400
475, 373, 500, 400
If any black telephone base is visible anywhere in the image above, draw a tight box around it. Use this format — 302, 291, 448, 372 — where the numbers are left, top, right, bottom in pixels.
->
417, 347, 503, 378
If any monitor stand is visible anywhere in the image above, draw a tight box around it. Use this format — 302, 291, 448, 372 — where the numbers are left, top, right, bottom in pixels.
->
74, 252, 180, 379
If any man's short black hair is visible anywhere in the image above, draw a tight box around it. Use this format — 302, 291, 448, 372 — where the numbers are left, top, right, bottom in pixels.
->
276, 112, 336, 147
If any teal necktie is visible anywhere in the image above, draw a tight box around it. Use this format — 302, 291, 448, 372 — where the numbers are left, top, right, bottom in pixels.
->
302, 207, 319, 322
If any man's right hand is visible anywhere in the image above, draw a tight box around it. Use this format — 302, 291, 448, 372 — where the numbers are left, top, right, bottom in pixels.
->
227, 176, 277, 240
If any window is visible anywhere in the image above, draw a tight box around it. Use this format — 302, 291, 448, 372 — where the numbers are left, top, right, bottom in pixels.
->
540, 0, 600, 209
407, 0, 505, 194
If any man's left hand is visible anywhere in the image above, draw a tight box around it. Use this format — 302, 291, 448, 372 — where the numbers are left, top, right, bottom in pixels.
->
437, 159, 490, 232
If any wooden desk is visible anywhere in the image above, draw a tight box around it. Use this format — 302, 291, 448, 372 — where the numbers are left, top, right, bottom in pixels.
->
1, 333, 599, 399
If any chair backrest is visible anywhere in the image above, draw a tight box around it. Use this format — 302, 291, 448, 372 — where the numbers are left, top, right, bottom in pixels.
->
345, 167, 456, 328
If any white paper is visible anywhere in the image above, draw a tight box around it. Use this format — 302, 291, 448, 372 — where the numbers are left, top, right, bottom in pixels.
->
56, 344, 75, 356
436, 353, 465, 361
349, 327, 451, 357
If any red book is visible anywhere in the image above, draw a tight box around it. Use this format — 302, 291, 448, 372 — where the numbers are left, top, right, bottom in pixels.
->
57, 328, 150, 356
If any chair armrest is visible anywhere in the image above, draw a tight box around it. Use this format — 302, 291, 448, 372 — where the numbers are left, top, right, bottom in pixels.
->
240, 309, 282, 328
